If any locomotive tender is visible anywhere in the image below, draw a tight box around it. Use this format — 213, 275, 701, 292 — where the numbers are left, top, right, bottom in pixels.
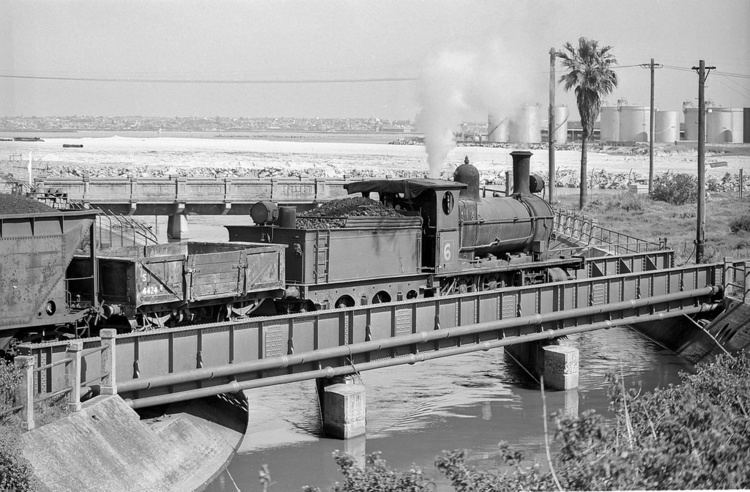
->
227, 151, 583, 311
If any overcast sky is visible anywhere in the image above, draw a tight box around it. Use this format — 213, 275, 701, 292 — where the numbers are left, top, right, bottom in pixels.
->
1, 0, 748, 121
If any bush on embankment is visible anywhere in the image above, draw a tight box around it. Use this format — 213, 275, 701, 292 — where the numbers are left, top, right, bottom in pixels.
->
0, 361, 37, 491
302, 351, 750, 491
651, 173, 698, 205
729, 215, 750, 233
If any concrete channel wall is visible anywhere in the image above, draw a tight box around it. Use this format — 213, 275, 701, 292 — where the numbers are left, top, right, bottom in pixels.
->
21, 395, 246, 492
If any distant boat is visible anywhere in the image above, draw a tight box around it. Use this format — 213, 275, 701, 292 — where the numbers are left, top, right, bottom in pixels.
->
13, 136, 44, 142
63, 144, 84, 148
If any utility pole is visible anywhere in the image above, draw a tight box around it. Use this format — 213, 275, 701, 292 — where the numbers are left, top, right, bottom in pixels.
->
548, 48, 557, 205
692, 60, 715, 264
641, 59, 662, 193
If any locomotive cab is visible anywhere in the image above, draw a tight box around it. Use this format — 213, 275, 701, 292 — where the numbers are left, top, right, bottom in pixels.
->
344, 179, 466, 274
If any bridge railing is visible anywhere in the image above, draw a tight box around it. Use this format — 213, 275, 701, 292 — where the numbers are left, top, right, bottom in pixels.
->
723, 257, 749, 303
96, 211, 158, 248
12, 330, 116, 430
553, 209, 666, 254
32, 176, 352, 205
18, 261, 726, 404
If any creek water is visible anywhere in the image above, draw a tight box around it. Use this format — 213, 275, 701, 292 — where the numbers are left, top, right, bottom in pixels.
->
205, 327, 691, 491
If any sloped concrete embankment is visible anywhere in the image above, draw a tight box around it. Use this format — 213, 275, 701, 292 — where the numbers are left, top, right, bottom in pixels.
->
21, 394, 246, 492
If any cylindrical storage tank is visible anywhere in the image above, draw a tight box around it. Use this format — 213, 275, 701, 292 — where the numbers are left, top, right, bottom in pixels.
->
619, 105, 650, 142
730, 108, 744, 144
599, 106, 620, 143
487, 113, 509, 142
684, 107, 700, 140
553, 105, 569, 144
510, 104, 541, 143
706, 107, 734, 143
654, 111, 679, 143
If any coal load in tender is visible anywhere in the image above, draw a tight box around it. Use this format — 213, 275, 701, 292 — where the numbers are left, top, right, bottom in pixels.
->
296, 196, 403, 229
0, 193, 55, 214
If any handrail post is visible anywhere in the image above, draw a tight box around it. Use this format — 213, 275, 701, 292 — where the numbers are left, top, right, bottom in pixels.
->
100, 329, 118, 396
67, 340, 83, 412
14, 355, 35, 430
723, 257, 733, 298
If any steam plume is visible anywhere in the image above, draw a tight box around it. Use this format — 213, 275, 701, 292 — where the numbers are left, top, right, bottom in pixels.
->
416, 39, 537, 177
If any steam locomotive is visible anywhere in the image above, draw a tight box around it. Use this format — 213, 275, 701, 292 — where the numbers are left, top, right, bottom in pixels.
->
227, 151, 583, 311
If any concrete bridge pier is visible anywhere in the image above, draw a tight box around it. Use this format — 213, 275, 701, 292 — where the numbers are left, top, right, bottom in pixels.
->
167, 208, 190, 242
505, 340, 579, 391
316, 375, 366, 439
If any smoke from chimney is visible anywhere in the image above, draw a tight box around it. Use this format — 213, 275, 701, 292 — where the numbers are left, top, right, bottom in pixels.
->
416, 39, 538, 178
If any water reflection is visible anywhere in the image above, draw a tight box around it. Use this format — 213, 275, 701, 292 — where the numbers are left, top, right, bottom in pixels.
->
206, 326, 691, 491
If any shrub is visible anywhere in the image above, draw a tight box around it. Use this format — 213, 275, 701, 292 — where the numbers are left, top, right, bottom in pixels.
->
651, 173, 697, 205
302, 452, 433, 492
729, 215, 750, 233
0, 361, 37, 491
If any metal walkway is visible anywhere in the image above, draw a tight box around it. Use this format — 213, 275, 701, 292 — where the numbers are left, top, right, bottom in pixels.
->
17, 253, 743, 415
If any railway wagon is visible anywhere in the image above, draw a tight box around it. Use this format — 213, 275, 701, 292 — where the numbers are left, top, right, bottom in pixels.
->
69, 241, 286, 329
0, 207, 98, 351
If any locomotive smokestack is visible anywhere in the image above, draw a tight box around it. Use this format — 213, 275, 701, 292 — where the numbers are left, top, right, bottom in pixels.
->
510, 150, 532, 195
453, 155, 481, 201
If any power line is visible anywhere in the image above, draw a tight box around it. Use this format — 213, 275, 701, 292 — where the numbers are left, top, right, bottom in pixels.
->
663, 64, 750, 79
0, 73, 418, 84
713, 70, 750, 79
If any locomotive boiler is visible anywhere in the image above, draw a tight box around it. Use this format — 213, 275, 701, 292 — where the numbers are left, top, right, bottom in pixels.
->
227, 151, 582, 311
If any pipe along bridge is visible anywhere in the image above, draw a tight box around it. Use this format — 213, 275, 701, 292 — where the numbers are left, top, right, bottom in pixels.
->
13, 252, 745, 436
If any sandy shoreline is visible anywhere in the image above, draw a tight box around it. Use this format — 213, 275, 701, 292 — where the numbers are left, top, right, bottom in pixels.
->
2, 136, 749, 188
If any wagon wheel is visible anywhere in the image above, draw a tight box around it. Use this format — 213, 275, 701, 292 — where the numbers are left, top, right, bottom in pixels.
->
219, 300, 262, 321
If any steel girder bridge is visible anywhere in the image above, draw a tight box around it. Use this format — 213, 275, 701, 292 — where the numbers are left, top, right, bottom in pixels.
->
18, 250, 746, 412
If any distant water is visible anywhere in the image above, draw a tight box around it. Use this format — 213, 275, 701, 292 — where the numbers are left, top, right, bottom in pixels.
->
3, 134, 746, 181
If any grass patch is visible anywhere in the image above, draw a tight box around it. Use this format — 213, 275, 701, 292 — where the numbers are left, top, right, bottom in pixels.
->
558, 190, 750, 263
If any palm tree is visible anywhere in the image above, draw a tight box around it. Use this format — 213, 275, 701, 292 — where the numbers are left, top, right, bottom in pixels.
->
558, 37, 618, 209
